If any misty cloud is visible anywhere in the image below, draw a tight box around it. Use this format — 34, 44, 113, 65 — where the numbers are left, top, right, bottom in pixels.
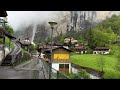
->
7, 11, 55, 31
6, 11, 120, 31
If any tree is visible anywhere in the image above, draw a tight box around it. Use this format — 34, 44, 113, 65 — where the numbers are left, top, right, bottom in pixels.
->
77, 69, 91, 79
5, 24, 14, 35
87, 23, 117, 49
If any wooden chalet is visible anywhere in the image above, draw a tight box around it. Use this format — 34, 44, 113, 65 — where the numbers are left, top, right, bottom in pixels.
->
17, 38, 31, 52
74, 46, 87, 54
93, 47, 110, 54
37, 42, 69, 53
64, 37, 78, 44
43, 46, 72, 73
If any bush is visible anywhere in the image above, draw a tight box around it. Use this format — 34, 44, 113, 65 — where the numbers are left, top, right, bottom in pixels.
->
87, 48, 93, 54
21, 49, 31, 62
64, 72, 76, 79
78, 69, 91, 79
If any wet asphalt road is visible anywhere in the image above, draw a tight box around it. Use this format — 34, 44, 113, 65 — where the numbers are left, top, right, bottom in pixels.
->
0, 66, 29, 79
0, 59, 45, 79
0, 66, 28, 79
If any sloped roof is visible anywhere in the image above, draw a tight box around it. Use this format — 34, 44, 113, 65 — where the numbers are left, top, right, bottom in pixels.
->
44, 46, 72, 52
95, 47, 109, 50
19, 40, 31, 45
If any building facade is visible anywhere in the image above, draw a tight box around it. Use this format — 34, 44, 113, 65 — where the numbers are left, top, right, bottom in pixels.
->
74, 46, 87, 54
43, 46, 72, 73
93, 47, 110, 54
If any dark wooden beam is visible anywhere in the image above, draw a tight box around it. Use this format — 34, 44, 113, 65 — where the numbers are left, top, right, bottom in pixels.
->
0, 10, 8, 17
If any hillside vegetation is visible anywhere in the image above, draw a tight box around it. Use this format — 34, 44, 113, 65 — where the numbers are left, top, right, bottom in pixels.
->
70, 15, 120, 79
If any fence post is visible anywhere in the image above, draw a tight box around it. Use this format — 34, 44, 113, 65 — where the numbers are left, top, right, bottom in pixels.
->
57, 71, 59, 79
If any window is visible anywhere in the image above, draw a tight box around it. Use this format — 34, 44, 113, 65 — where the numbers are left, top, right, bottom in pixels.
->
59, 64, 69, 72
59, 64, 64, 68
59, 64, 69, 68
65, 64, 69, 68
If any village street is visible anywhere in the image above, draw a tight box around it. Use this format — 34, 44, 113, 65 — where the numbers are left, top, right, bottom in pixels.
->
0, 56, 46, 79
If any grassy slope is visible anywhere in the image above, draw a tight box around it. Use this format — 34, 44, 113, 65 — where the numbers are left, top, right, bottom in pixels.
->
71, 45, 120, 79
71, 54, 117, 71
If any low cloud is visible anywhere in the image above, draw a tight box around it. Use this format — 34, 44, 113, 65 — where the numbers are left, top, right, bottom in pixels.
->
7, 11, 55, 31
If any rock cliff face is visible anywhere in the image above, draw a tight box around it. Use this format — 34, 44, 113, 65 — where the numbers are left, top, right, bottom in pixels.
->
49, 11, 120, 36
15, 11, 120, 43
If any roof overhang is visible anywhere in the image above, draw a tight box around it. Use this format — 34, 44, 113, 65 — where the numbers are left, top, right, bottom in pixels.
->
0, 10, 8, 17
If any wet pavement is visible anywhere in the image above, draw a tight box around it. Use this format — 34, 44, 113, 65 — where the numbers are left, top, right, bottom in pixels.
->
0, 59, 46, 79
0, 66, 29, 79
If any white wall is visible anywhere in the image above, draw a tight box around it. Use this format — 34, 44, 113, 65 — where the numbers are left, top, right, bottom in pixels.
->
52, 63, 59, 73
5, 47, 10, 56
71, 67, 78, 74
0, 50, 3, 64
93, 51, 109, 54
81, 51, 83, 54
69, 63, 71, 73
0, 47, 10, 64
52, 63, 71, 73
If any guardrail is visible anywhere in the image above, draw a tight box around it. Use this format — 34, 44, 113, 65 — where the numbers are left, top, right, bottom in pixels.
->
41, 59, 70, 79
11, 41, 22, 66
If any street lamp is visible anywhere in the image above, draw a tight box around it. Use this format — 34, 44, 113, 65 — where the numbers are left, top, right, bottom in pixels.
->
48, 21, 57, 79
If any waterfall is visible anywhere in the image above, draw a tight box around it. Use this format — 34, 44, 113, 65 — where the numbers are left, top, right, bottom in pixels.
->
31, 24, 37, 42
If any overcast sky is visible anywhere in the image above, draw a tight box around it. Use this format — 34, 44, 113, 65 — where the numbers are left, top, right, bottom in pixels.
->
6, 11, 120, 31
7, 11, 55, 31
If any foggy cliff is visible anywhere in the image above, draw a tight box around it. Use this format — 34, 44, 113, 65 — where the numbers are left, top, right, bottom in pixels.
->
8, 11, 120, 43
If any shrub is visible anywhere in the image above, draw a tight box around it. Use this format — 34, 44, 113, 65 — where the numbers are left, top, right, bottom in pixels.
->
21, 49, 31, 62
78, 69, 91, 79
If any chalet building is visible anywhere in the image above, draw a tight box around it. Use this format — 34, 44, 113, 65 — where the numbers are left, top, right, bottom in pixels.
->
17, 38, 31, 52
43, 46, 72, 73
52, 43, 69, 49
74, 46, 87, 54
93, 47, 110, 54
37, 42, 69, 53
64, 37, 78, 44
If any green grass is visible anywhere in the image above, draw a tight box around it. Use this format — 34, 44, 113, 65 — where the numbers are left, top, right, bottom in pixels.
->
0, 38, 3, 43
20, 60, 29, 64
5, 37, 14, 49
71, 54, 117, 71
103, 68, 120, 79
71, 45, 120, 79
71, 54, 120, 79
0, 37, 14, 49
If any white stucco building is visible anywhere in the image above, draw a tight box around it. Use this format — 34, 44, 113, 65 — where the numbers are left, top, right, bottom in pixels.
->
93, 47, 110, 54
